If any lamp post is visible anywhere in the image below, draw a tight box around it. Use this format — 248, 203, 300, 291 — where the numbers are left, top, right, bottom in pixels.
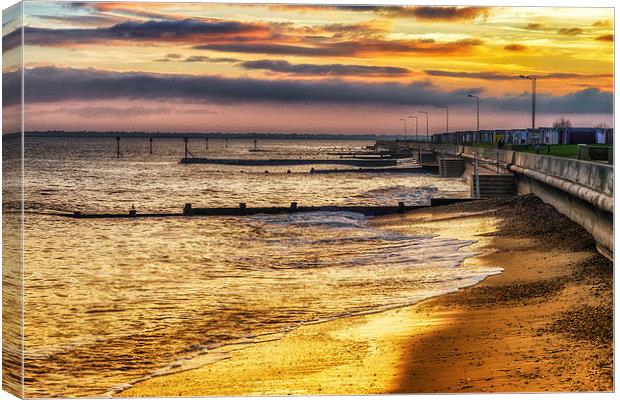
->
520, 75, 537, 134
467, 94, 480, 131
419, 111, 429, 142
467, 94, 480, 143
435, 105, 449, 133
408, 116, 418, 138
399, 118, 407, 138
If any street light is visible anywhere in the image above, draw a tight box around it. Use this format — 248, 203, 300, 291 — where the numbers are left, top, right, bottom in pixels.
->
419, 111, 429, 142
398, 118, 407, 138
408, 116, 418, 137
467, 94, 480, 132
520, 75, 537, 133
435, 105, 449, 133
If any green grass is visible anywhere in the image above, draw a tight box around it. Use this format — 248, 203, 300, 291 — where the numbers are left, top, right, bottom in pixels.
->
470, 144, 612, 159
521, 144, 579, 158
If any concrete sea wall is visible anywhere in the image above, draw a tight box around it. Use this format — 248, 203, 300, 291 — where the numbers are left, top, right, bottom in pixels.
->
413, 143, 614, 259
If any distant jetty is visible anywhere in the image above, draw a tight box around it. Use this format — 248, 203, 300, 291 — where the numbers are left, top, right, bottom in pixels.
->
179, 158, 398, 167
309, 166, 438, 174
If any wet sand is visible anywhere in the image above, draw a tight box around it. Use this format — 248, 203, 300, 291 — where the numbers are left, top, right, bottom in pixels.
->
120, 195, 612, 396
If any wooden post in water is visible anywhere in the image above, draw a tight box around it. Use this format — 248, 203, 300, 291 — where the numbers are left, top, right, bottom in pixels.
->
206, 138, 209, 150
225, 138, 229, 148
149, 138, 153, 155
398, 201, 405, 213
183, 203, 192, 216
254, 139, 258, 151
184, 137, 188, 158
116, 136, 120, 158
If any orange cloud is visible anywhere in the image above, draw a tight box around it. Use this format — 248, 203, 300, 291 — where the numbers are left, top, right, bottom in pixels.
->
596, 34, 614, 42
195, 38, 484, 58
504, 43, 527, 51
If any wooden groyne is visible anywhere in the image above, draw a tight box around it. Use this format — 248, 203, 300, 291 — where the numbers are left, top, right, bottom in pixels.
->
326, 151, 395, 156
185, 203, 418, 216
179, 158, 398, 167
309, 166, 438, 174
50, 198, 474, 219
337, 154, 410, 160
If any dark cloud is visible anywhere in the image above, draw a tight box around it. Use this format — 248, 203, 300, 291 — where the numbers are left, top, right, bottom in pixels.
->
595, 34, 613, 42
184, 55, 239, 63
196, 38, 483, 57
239, 59, 411, 76
533, 87, 612, 113
451, 87, 484, 96
38, 105, 219, 118
425, 70, 612, 81
592, 20, 610, 27
2, 29, 21, 53
426, 70, 518, 80
504, 43, 527, 51
7, 67, 449, 107
3, 16, 483, 58
104, 18, 262, 38
156, 54, 240, 63
3, 67, 612, 114
267, 5, 490, 22
557, 27, 584, 36
60, 2, 92, 10
267, 5, 378, 13
196, 43, 335, 56
154, 53, 186, 62
2, 18, 269, 52
525, 23, 545, 30
393, 6, 490, 21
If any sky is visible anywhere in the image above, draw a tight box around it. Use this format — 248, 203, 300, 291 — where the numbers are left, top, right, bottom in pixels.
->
2, 2, 615, 134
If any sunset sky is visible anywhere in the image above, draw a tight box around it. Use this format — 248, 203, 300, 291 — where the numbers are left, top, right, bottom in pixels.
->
2, 2, 614, 134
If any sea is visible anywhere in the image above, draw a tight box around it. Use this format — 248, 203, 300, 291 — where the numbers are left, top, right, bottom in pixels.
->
15, 136, 502, 397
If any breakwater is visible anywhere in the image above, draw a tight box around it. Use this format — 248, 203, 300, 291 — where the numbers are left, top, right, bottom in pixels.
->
179, 158, 398, 167
45, 198, 474, 219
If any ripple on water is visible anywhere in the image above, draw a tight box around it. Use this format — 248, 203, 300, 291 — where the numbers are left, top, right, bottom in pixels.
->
22, 138, 489, 397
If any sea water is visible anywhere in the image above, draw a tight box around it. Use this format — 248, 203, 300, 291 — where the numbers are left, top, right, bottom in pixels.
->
19, 137, 501, 397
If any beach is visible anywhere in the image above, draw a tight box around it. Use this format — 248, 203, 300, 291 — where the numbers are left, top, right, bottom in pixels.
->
120, 194, 613, 396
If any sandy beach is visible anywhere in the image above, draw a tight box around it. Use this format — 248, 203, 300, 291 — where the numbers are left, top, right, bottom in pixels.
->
120, 195, 613, 396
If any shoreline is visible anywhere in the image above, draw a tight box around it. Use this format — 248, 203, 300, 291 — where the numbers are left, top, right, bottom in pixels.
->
379, 196, 612, 392
119, 195, 612, 396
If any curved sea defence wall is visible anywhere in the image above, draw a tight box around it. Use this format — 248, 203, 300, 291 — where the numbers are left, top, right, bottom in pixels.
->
410, 143, 613, 259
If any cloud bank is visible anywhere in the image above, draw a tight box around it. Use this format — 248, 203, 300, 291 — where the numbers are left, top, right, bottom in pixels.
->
3, 67, 612, 114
